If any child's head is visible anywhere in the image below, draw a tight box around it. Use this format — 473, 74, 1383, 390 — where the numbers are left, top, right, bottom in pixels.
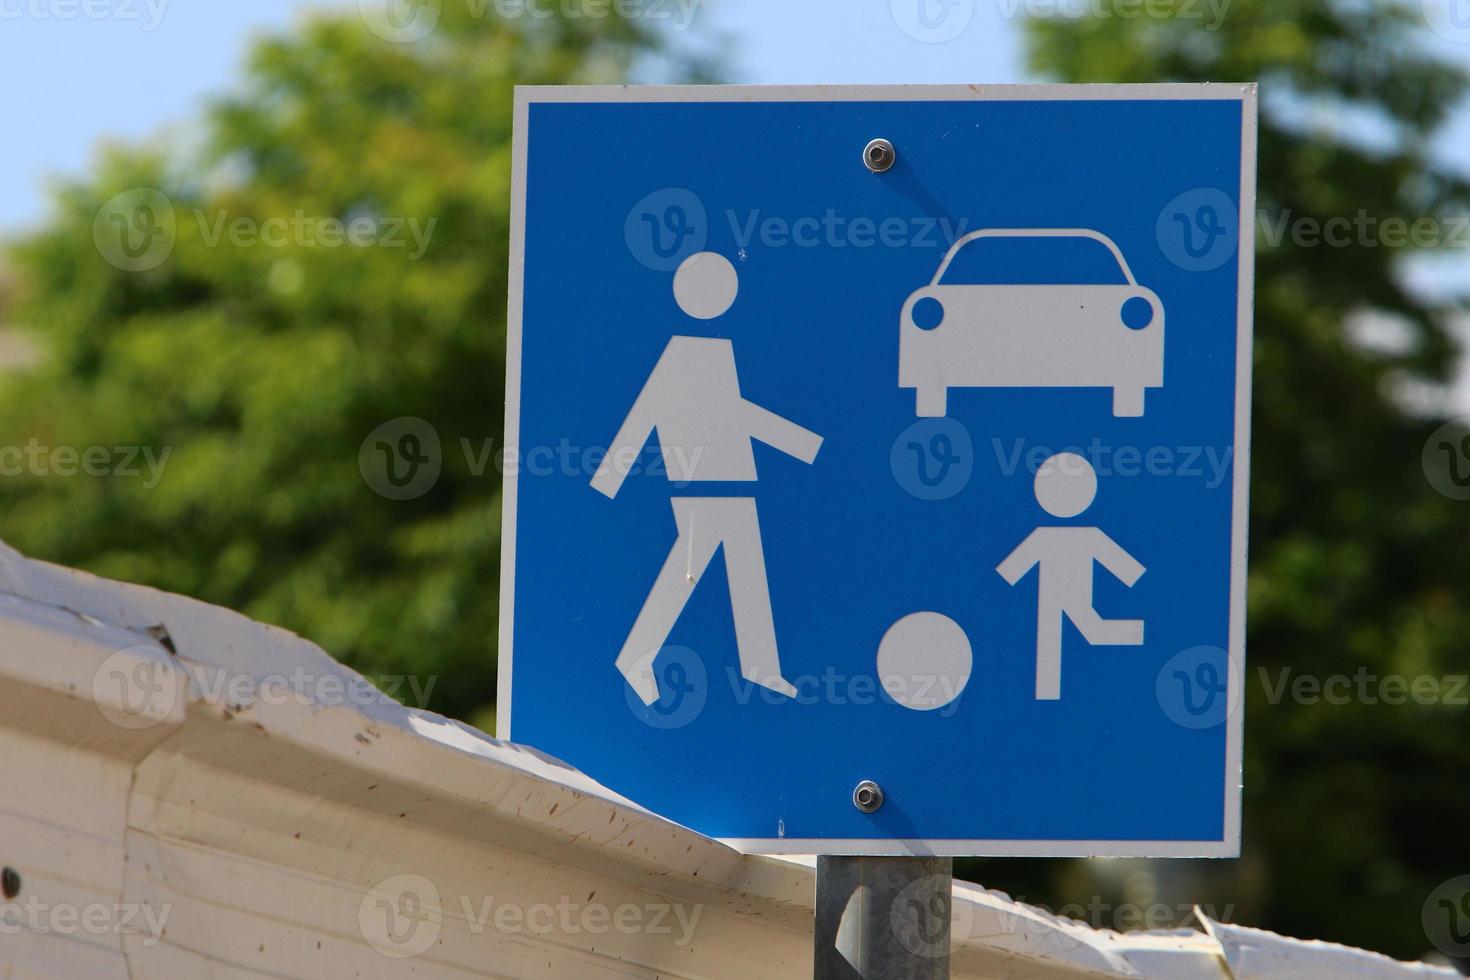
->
1033, 452, 1097, 518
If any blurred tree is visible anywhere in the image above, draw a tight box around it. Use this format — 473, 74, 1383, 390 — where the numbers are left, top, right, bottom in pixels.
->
0, 7, 709, 729
959, 0, 1470, 965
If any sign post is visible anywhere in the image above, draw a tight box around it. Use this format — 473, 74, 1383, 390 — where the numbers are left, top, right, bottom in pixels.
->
814, 856, 953, 979
500, 84, 1256, 968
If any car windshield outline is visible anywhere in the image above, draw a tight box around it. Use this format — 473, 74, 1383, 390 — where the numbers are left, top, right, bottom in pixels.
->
932, 229, 1139, 288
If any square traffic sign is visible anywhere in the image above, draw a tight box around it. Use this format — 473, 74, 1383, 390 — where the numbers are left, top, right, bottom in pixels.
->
500, 84, 1256, 856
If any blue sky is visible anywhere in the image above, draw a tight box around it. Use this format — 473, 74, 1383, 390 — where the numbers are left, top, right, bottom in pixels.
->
2, 0, 1467, 231
0, 0, 1024, 230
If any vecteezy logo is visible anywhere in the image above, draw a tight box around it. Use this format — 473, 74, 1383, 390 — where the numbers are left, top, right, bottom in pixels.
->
1446, 894, 1470, 944
890, 418, 973, 501
1422, 0, 1470, 43
93, 188, 176, 272
359, 417, 443, 500
359, 874, 442, 959
1156, 188, 1239, 272
358, 0, 441, 43
1423, 876, 1470, 958
1156, 645, 1238, 729
1422, 417, 1470, 500
624, 188, 708, 272
623, 646, 708, 729
890, 0, 974, 43
1440, 436, 1470, 486
92, 645, 182, 730
890, 874, 972, 959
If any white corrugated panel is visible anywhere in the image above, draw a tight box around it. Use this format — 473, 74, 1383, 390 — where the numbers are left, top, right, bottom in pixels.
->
0, 539, 1452, 979
1202, 915, 1457, 978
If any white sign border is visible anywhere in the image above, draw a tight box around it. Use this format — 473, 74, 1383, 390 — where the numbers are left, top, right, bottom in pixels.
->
499, 83, 1257, 859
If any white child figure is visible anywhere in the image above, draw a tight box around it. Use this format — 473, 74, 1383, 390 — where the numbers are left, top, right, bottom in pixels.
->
591, 251, 823, 706
996, 451, 1145, 700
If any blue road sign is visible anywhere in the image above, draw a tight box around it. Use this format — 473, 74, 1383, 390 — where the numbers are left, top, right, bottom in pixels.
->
499, 85, 1256, 856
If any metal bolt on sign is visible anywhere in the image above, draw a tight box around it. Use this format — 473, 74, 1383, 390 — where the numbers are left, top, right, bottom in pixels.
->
864, 138, 896, 173
853, 780, 885, 813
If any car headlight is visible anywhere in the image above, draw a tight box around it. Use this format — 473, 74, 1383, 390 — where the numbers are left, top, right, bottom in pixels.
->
1121, 296, 1153, 330
912, 297, 944, 330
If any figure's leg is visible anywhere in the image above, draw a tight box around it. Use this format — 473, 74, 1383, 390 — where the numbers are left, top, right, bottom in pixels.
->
718, 498, 797, 699
1035, 603, 1064, 701
616, 498, 721, 706
1067, 605, 1145, 647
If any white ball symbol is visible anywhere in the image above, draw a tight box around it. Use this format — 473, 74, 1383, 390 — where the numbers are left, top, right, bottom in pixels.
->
877, 612, 973, 711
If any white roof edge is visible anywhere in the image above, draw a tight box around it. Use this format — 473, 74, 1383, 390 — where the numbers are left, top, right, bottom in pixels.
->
1200, 912, 1459, 978
0, 538, 1449, 979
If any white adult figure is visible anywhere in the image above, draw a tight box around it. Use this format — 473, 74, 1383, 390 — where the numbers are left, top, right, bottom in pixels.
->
996, 452, 1145, 700
592, 252, 823, 706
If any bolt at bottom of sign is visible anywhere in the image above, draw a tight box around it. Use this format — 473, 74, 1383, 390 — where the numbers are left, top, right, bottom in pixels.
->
853, 780, 884, 813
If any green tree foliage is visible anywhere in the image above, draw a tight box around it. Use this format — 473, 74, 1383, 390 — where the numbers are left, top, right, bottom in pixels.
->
960, 0, 1470, 963
0, 8, 695, 726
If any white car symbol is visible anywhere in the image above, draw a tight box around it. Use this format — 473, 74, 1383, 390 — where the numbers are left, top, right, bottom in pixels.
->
899, 228, 1164, 418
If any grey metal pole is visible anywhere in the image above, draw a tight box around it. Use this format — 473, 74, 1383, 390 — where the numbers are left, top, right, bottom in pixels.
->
814, 856, 953, 980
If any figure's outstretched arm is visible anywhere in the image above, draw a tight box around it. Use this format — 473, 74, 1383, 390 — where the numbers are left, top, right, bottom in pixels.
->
743, 400, 822, 464
1090, 530, 1146, 586
996, 531, 1042, 585
590, 354, 665, 499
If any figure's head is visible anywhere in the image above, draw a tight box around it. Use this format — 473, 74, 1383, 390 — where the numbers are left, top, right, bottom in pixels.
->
1033, 452, 1097, 518
673, 251, 738, 320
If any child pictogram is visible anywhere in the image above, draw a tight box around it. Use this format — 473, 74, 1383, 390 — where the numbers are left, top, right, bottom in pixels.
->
997, 451, 1146, 700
